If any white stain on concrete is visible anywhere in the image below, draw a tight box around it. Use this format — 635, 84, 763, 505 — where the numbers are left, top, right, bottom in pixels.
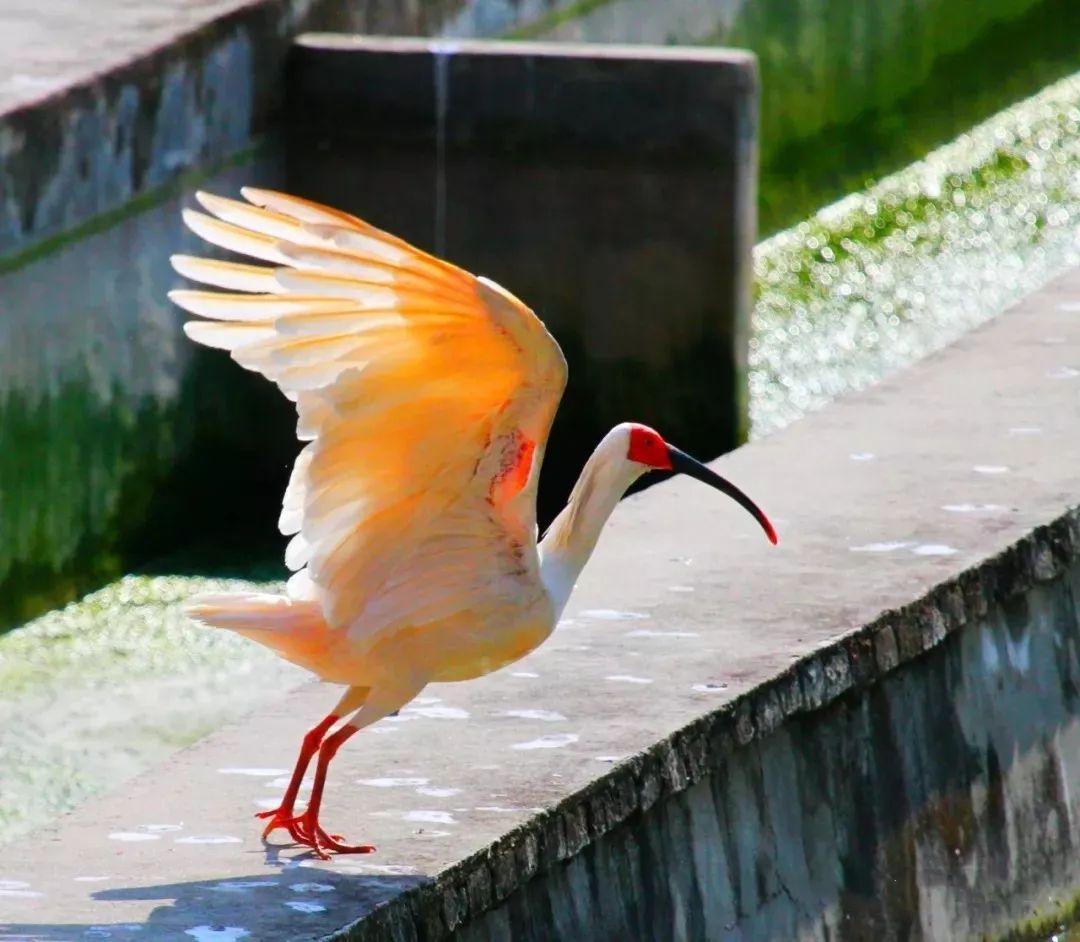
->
692, 682, 729, 693
500, 709, 566, 722
942, 503, 1009, 513
580, 609, 649, 621
511, 671, 540, 678
627, 629, 700, 638
267, 776, 312, 791
605, 675, 654, 684
667, 585, 695, 592
404, 705, 469, 720
511, 733, 580, 750
416, 786, 462, 798
357, 777, 429, 788
336, 862, 421, 876
218, 767, 289, 777
213, 880, 278, 892
850, 541, 913, 553
1008, 426, 1042, 435
109, 832, 160, 842
184, 929, 249, 941
912, 544, 959, 556
402, 810, 458, 825
973, 465, 1010, 474
1048, 366, 1080, 379
475, 805, 542, 814
285, 900, 327, 914
0, 885, 43, 898
175, 835, 242, 845
74, 876, 112, 882
849, 452, 876, 461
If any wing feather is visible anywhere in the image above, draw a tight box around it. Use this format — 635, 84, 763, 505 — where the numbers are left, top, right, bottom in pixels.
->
174, 188, 567, 647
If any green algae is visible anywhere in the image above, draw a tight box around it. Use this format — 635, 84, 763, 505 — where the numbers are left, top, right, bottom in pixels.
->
0, 139, 297, 634
994, 885, 1080, 941
750, 71, 1080, 437
503, 0, 1080, 235
751, 0, 1080, 233
0, 573, 306, 842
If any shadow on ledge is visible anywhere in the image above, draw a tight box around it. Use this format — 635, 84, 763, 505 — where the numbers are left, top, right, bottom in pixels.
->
0, 865, 428, 941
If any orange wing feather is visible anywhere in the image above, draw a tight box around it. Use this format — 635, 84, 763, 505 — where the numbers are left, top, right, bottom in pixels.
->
171, 188, 567, 653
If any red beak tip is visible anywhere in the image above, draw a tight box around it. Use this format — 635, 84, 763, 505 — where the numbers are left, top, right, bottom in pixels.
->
765, 523, 779, 545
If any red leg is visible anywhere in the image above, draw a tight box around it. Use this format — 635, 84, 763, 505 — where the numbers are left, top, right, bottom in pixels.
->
256, 713, 338, 841
291, 723, 374, 859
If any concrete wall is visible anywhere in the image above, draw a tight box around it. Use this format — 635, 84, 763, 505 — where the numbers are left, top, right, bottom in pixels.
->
462, 560, 1080, 941
4, 259, 1080, 942
0, 0, 471, 626
286, 36, 757, 524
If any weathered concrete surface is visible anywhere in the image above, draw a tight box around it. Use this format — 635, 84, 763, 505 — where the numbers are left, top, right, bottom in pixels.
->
287, 35, 758, 522
2, 273, 1079, 938
0, 0, 472, 259
0, 3, 496, 625
0, 153, 301, 630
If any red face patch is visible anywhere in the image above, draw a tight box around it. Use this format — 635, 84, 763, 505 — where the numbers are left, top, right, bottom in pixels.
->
627, 424, 672, 470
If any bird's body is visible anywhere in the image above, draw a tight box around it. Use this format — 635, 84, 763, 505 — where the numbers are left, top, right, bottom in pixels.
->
172, 187, 776, 858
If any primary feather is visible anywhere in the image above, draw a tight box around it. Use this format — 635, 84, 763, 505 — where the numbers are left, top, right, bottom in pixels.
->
173, 188, 567, 675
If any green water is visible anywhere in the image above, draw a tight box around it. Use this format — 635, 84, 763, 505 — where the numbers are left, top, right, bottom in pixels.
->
2, 71, 1080, 846
508, 0, 1080, 235
752, 71, 1080, 436
0, 574, 304, 840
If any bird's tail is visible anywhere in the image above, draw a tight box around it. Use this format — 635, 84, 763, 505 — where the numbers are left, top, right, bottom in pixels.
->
185, 592, 334, 671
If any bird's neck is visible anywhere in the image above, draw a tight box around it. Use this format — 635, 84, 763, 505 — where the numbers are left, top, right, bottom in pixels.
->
538, 441, 641, 619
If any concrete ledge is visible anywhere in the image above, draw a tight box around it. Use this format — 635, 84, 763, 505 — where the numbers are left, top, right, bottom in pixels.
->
3, 271, 1080, 937
0, 0, 466, 263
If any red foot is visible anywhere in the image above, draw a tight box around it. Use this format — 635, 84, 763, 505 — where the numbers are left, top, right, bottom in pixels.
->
257, 807, 374, 859
256, 806, 306, 843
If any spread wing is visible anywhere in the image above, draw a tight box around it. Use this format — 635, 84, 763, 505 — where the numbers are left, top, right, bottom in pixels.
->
171, 188, 567, 640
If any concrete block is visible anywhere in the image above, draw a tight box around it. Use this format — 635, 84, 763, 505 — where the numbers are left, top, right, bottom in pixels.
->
285, 35, 759, 521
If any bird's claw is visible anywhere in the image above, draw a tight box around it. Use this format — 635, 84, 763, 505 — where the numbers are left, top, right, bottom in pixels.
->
257, 807, 374, 859
255, 806, 303, 842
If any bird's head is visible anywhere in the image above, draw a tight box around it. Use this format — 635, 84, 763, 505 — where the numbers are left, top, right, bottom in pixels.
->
620, 423, 778, 545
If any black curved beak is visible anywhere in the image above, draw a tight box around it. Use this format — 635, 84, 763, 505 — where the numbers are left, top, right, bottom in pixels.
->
667, 446, 778, 545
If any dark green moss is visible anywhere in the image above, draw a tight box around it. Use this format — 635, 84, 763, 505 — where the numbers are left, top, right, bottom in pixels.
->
752, 0, 1080, 233
505, 0, 1080, 236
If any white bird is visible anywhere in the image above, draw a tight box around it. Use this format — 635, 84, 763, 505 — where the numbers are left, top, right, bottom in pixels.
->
170, 187, 777, 858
